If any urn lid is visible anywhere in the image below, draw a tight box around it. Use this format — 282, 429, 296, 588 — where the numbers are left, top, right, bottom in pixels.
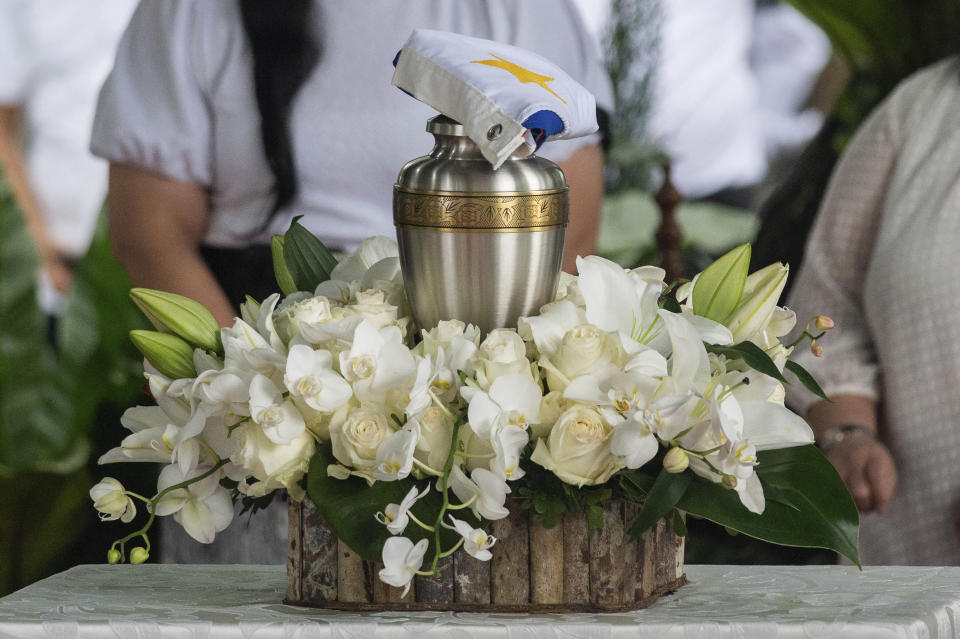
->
395, 115, 568, 194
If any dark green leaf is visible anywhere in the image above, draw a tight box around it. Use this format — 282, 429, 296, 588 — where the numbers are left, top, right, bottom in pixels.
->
282, 217, 339, 292
707, 341, 789, 384
306, 443, 472, 561
660, 295, 682, 313
672, 509, 688, 537
624, 445, 860, 565
627, 467, 691, 540
786, 360, 830, 402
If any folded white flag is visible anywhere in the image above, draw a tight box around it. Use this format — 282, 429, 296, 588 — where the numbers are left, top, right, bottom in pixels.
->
392, 29, 599, 169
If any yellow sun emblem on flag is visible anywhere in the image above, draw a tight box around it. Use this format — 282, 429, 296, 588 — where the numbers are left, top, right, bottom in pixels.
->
471, 54, 567, 104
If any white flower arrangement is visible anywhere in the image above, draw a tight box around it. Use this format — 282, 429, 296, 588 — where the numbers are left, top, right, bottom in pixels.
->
92, 223, 859, 582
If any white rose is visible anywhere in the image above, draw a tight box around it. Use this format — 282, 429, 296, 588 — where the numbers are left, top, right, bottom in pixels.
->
329, 406, 393, 469
474, 329, 533, 389
554, 271, 585, 306
232, 425, 315, 500
415, 406, 454, 470
348, 289, 400, 330
273, 294, 334, 344
546, 324, 619, 391
533, 391, 570, 439
530, 404, 624, 486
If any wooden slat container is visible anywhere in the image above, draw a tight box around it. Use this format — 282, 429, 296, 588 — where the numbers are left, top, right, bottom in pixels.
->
285, 498, 687, 612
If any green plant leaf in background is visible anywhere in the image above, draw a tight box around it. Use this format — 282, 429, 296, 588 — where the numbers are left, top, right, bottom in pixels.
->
624, 445, 860, 565
786, 360, 830, 402
282, 217, 339, 292
691, 243, 750, 322
306, 443, 474, 562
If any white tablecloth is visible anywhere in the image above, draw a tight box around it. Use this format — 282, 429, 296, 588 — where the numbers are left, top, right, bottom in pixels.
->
1, 564, 959, 638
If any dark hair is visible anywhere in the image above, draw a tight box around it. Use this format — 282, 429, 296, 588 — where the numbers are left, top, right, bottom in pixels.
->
238, 0, 320, 223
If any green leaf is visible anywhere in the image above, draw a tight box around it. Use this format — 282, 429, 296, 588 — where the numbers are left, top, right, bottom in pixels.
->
270, 235, 298, 296
306, 443, 470, 561
660, 295, 682, 313
672, 509, 688, 537
625, 445, 860, 565
282, 217, 339, 292
628, 467, 691, 540
691, 243, 750, 322
707, 341, 789, 385
786, 360, 829, 402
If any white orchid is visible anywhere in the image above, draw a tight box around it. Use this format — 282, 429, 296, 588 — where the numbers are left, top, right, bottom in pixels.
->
249, 374, 306, 444
489, 423, 529, 481
610, 416, 660, 469
443, 515, 496, 561
89, 478, 136, 523
221, 318, 285, 380
153, 464, 233, 544
462, 373, 542, 439
284, 344, 353, 413
373, 421, 420, 481
378, 536, 428, 596
375, 485, 429, 535
448, 465, 510, 520
339, 320, 415, 399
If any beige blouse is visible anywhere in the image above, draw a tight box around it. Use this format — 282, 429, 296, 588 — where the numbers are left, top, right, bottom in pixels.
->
789, 57, 960, 565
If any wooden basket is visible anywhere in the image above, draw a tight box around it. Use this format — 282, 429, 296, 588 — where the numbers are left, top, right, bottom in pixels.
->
285, 498, 686, 612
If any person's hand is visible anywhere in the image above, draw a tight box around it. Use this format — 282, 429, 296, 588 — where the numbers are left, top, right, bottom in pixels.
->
825, 435, 897, 514
37, 241, 74, 293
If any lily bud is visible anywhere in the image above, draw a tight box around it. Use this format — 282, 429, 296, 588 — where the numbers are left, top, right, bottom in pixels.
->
663, 447, 690, 473
130, 288, 221, 352
691, 243, 751, 322
129, 330, 197, 379
107, 549, 121, 564
725, 262, 789, 342
810, 343, 823, 357
271, 235, 298, 295
721, 473, 738, 490
129, 547, 149, 565
813, 315, 835, 331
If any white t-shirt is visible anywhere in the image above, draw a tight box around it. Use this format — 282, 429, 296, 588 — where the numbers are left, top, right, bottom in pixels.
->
0, 0, 136, 257
91, 0, 613, 252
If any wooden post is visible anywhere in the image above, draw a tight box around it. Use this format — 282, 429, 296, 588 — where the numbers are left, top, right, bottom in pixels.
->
285, 499, 302, 603
415, 555, 454, 604
300, 499, 338, 603
490, 507, 530, 605
589, 501, 627, 607
337, 540, 368, 603
454, 551, 491, 604
655, 163, 685, 284
529, 519, 564, 604
562, 510, 591, 604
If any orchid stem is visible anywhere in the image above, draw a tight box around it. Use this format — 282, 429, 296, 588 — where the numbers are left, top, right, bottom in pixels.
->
438, 538, 464, 558
412, 458, 443, 477
430, 413, 466, 573
445, 494, 477, 510
407, 511, 435, 532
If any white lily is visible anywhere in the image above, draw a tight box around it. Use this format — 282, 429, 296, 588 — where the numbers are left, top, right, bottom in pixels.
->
153, 464, 234, 543
373, 420, 420, 481
249, 374, 306, 444
240, 293, 286, 354
378, 536, 428, 596
284, 344, 353, 413
89, 477, 136, 523
448, 465, 510, 520
221, 318, 285, 379
376, 485, 429, 535
462, 373, 541, 440
725, 262, 789, 343
443, 515, 496, 561
330, 236, 399, 283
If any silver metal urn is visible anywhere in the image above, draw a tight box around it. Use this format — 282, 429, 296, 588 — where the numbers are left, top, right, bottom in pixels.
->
394, 115, 568, 334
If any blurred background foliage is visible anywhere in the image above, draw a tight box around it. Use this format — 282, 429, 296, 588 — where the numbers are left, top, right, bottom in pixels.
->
0, 175, 147, 596
752, 0, 960, 292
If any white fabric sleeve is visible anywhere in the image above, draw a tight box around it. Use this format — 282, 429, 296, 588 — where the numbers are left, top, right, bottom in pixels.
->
502, 0, 613, 163
785, 89, 905, 415
90, 0, 212, 185
0, 1, 31, 104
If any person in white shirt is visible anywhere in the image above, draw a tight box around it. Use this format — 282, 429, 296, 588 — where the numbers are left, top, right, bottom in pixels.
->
92, 0, 613, 563
0, 0, 136, 313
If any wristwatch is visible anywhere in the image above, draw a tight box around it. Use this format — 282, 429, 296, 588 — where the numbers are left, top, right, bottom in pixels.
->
818, 423, 878, 452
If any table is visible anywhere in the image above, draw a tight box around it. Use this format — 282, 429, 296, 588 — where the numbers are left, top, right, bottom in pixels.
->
1, 564, 959, 638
